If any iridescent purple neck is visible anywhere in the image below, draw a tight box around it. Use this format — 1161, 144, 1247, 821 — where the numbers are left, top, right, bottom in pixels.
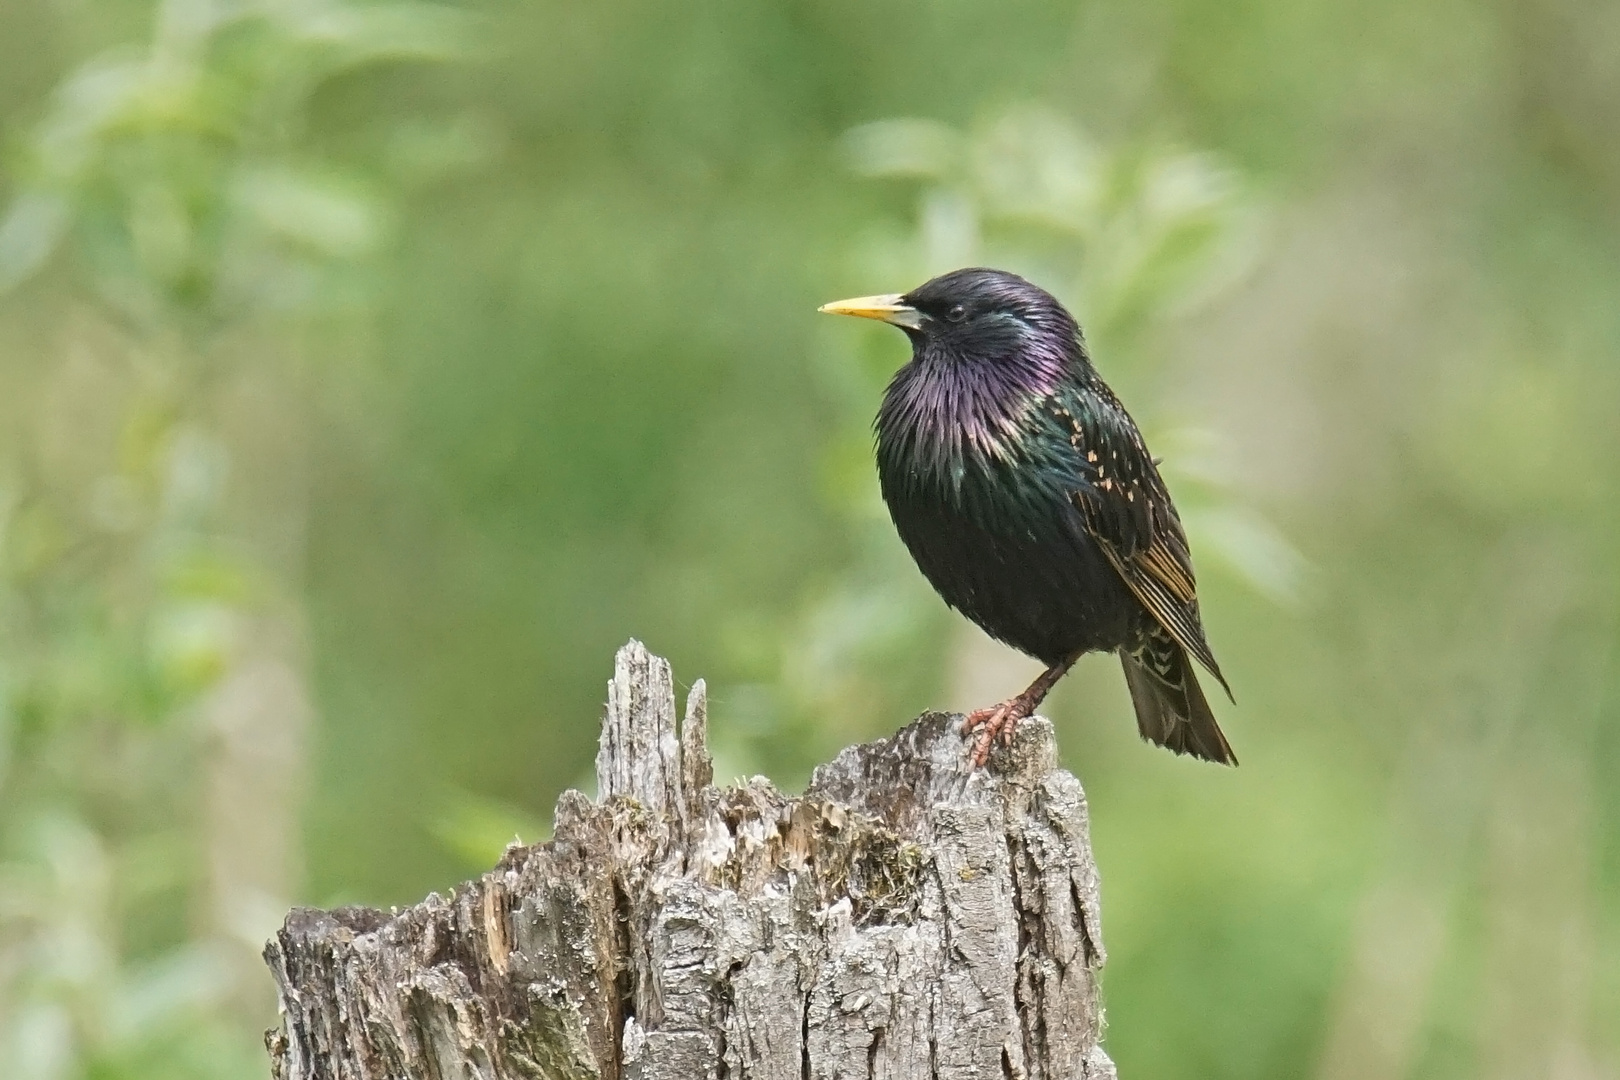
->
875, 331, 1077, 482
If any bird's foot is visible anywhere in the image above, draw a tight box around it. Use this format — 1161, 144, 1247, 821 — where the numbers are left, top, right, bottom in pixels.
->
960, 695, 1036, 769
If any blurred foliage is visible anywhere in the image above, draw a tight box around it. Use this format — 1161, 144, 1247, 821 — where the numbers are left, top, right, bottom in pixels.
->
0, 0, 469, 1076
2, 0, 1618, 1078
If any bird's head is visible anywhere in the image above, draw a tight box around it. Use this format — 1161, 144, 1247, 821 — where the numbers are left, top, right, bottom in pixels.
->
819, 267, 1080, 365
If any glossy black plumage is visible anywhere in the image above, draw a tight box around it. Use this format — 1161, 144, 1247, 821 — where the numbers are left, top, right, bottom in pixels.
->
822, 268, 1236, 765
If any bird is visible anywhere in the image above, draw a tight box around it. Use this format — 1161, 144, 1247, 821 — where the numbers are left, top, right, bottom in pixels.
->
819, 267, 1236, 768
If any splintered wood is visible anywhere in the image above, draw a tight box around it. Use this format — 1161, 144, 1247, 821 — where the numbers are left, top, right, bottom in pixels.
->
264, 640, 1116, 1080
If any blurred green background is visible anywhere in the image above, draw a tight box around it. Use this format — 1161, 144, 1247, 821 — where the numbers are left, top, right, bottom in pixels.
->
1, 0, 1617, 1077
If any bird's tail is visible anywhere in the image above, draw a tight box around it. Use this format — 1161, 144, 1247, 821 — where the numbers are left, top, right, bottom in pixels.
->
1120, 637, 1237, 766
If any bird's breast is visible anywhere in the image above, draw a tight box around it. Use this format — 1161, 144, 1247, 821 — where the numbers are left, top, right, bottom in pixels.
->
876, 440, 1139, 664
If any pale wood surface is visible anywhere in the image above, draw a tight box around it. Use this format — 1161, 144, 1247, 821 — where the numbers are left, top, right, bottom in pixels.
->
264, 640, 1117, 1079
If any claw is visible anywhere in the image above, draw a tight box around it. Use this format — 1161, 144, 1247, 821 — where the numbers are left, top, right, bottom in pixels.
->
960, 697, 1032, 769
957, 652, 1081, 770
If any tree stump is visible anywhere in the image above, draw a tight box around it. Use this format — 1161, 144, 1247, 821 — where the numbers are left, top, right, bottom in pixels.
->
263, 641, 1117, 1079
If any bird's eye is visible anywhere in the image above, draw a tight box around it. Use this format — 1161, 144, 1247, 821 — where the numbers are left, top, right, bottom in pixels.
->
946, 304, 967, 323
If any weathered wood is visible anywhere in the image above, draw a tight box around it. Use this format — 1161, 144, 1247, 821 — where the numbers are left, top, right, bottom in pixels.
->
264, 640, 1117, 1080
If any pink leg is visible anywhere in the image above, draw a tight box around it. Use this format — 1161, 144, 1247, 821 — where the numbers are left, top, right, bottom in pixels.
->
959, 653, 1080, 768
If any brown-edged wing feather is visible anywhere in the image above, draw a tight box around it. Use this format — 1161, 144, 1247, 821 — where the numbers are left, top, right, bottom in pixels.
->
1052, 388, 1233, 699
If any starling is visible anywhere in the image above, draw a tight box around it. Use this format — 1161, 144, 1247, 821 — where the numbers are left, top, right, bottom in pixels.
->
820, 268, 1235, 767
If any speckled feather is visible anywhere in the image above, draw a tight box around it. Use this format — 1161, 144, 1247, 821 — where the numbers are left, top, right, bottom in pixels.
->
870, 268, 1236, 764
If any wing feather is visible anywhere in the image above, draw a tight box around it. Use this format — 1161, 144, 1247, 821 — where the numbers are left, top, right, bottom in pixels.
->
1050, 390, 1232, 698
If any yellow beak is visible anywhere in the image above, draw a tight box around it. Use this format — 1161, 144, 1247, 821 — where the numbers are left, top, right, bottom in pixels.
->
818, 293, 922, 330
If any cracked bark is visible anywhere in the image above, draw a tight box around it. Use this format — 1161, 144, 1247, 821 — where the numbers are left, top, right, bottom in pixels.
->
264, 641, 1117, 1080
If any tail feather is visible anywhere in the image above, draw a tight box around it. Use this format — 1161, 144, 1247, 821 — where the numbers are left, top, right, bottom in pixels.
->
1121, 642, 1237, 766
